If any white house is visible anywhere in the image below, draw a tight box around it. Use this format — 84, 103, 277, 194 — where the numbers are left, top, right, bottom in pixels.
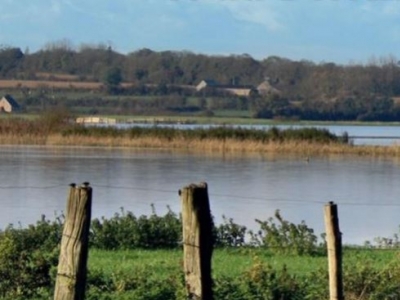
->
0, 95, 20, 113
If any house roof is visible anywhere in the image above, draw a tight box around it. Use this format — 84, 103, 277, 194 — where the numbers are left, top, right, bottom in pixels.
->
257, 80, 281, 94
2, 94, 19, 109
199, 79, 253, 89
200, 79, 219, 86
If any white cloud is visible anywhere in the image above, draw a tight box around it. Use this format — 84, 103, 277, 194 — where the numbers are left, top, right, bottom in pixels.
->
50, 0, 62, 14
60, 0, 85, 14
216, 1, 284, 32
382, 1, 400, 16
0, 1, 64, 23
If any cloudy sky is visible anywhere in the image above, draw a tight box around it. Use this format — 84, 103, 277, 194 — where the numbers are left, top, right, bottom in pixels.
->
0, 0, 399, 64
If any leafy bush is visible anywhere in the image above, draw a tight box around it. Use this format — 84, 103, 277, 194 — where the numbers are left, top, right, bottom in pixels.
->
238, 258, 306, 300
251, 210, 323, 256
90, 206, 250, 250
90, 206, 182, 249
214, 215, 247, 247
0, 215, 62, 298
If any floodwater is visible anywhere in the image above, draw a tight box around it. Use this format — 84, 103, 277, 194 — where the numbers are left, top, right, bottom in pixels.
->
1, 135, 400, 245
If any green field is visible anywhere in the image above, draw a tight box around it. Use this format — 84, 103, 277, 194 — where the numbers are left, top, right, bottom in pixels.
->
88, 247, 399, 279
84, 247, 400, 299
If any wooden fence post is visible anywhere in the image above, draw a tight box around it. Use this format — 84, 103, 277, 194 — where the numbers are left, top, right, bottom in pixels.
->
180, 182, 213, 300
54, 182, 92, 300
324, 201, 344, 300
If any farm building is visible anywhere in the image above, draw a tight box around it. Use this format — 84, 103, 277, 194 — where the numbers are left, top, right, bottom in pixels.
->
0, 95, 19, 113
196, 79, 253, 96
195, 79, 220, 91
257, 79, 281, 96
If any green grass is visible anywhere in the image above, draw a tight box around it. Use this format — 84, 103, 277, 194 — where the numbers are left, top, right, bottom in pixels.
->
212, 109, 253, 118
88, 249, 181, 279
88, 247, 400, 279
7, 109, 400, 127
68, 113, 400, 126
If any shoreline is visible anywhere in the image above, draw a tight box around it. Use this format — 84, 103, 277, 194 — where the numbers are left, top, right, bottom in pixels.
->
1, 133, 400, 156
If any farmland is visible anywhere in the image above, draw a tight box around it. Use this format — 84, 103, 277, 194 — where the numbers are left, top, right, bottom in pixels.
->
0, 78, 136, 90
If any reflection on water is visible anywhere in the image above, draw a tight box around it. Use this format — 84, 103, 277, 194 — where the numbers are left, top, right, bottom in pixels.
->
1, 145, 400, 245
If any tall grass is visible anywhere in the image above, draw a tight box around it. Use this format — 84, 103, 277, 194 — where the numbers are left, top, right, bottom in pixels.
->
3, 115, 400, 156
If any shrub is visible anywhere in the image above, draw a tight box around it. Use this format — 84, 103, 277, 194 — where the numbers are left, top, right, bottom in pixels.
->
237, 257, 306, 300
214, 215, 247, 247
0, 215, 62, 298
90, 206, 182, 249
250, 210, 323, 256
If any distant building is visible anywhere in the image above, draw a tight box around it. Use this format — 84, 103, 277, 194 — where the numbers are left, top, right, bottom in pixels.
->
221, 86, 253, 97
195, 79, 220, 91
76, 116, 116, 124
196, 79, 253, 96
256, 79, 281, 96
0, 95, 20, 113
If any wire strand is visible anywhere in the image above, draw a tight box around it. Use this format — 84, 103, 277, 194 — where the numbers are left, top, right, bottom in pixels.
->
0, 184, 400, 207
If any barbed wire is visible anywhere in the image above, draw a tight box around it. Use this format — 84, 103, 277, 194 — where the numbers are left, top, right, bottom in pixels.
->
1, 183, 400, 207
0, 184, 65, 189
92, 184, 177, 194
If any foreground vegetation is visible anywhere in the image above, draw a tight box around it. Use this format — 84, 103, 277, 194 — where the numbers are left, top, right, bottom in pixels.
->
1, 208, 400, 299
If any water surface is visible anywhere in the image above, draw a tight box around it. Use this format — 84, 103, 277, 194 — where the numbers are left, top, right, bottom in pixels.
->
1, 145, 399, 245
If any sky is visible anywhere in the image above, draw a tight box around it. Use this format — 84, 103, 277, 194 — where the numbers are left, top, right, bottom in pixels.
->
0, 0, 400, 64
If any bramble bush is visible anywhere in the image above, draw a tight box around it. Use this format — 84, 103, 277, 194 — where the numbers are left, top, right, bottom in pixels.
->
0, 215, 63, 299
90, 205, 181, 249
250, 210, 324, 256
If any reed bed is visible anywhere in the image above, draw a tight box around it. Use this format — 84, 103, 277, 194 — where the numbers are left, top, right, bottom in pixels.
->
1, 116, 400, 156
2, 132, 400, 157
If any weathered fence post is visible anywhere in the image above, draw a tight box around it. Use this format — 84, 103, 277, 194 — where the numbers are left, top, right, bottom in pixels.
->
180, 182, 213, 300
324, 201, 344, 300
54, 182, 92, 300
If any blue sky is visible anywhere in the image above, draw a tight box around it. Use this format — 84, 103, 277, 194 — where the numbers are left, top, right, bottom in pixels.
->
0, 0, 400, 64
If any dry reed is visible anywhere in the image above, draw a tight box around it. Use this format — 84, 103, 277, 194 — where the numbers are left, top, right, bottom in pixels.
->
1, 133, 400, 157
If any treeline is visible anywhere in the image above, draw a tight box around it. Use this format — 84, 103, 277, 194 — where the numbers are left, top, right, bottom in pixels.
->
2, 41, 400, 121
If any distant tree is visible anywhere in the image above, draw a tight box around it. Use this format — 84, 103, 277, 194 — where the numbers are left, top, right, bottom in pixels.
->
135, 69, 148, 81
0, 46, 24, 77
252, 94, 294, 119
103, 66, 122, 94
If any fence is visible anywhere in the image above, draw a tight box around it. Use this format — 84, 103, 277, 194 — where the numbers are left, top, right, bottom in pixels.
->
1, 181, 400, 299
42, 182, 347, 299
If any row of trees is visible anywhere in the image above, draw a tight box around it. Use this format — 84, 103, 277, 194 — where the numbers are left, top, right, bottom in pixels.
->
14, 89, 398, 121
2, 41, 400, 97
2, 41, 400, 121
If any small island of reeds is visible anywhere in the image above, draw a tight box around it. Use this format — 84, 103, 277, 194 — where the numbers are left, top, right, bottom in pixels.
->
1, 112, 399, 156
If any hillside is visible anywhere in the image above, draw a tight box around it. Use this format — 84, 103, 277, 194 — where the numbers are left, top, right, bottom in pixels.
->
1, 45, 400, 121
